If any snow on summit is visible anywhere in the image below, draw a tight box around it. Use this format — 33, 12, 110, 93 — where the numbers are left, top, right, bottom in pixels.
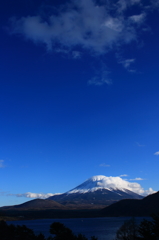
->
67, 175, 153, 195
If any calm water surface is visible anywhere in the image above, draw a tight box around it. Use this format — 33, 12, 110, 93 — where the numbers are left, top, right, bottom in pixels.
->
8, 217, 147, 240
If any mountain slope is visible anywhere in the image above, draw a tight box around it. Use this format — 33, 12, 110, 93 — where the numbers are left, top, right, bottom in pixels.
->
48, 175, 143, 208
1, 199, 66, 210
101, 191, 159, 216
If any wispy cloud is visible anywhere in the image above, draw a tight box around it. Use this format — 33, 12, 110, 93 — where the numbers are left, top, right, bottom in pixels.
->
119, 59, 135, 69
8, 192, 61, 199
130, 178, 144, 181
0, 160, 5, 168
154, 151, 159, 156
88, 74, 112, 86
117, 56, 136, 72
136, 142, 145, 147
99, 163, 110, 167
9, 0, 151, 56
55, 49, 82, 59
72, 51, 82, 59
120, 174, 128, 177
8, 0, 157, 86
88, 64, 112, 86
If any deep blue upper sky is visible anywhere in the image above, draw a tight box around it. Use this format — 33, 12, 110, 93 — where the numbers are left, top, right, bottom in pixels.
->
1, 0, 159, 206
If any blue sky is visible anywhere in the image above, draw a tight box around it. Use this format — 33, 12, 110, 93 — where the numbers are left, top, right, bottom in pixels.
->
1, 0, 159, 206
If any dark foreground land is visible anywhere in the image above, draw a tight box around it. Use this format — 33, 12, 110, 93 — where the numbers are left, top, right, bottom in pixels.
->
0, 220, 98, 240
0, 209, 101, 221
1, 214, 159, 240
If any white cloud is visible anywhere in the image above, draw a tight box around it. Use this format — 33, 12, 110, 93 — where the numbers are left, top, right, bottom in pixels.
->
154, 151, 159, 156
130, 178, 144, 181
99, 163, 110, 167
120, 174, 128, 177
8, 192, 61, 199
10, 0, 147, 55
144, 188, 155, 195
129, 13, 146, 24
0, 160, 5, 168
87, 176, 156, 196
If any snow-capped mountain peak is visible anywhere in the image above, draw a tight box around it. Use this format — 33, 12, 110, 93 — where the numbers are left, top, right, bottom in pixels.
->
67, 175, 133, 194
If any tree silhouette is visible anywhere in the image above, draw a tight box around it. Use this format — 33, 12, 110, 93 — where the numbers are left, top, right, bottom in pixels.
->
50, 221, 98, 240
116, 213, 159, 240
115, 218, 138, 240
0, 220, 98, 240
50, 222, 75, 240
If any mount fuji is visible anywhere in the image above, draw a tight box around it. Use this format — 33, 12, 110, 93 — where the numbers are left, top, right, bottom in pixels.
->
48, 175, 143, 208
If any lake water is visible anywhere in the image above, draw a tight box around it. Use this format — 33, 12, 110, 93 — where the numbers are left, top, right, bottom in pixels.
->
8, 217, 148, 240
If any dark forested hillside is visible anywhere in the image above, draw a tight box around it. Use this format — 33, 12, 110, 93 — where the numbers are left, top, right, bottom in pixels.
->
101, 191, 159, 217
